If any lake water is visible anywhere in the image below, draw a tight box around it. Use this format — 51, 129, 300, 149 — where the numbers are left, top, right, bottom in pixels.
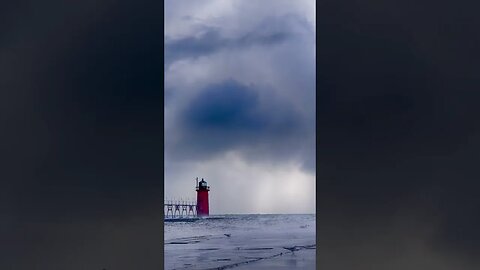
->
164, 214, 316, 270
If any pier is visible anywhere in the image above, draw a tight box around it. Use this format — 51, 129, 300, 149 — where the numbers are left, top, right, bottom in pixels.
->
164, 200, 197, 219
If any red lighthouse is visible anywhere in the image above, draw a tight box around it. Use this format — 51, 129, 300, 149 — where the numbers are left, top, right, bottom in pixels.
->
196, 177, 210, 217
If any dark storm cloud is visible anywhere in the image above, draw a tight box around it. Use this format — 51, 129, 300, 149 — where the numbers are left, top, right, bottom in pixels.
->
184, 80, 264, 131
167, 79, 309, 167
164, 12, 315, 171
165, 14, 310, 68
318, 0, 480, 268
165, 27, 224, 67
1, 0, 163, 269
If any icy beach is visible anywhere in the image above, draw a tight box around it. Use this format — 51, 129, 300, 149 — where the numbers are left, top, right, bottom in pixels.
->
165, 214, 315, 270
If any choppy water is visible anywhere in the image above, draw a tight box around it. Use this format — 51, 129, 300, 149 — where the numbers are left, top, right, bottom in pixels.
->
164, 214, 316, 270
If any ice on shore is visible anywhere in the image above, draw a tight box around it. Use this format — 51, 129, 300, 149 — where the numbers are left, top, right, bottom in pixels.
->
165, 214, 315, 270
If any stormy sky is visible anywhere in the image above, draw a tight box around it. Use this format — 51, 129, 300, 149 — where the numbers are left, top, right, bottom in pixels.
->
164, 0, 316, 214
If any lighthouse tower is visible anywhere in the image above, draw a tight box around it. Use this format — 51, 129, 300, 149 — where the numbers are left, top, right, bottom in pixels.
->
196, 177, 210, 217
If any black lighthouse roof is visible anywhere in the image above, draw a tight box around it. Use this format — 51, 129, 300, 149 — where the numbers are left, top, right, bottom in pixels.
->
196, 178, 210, 191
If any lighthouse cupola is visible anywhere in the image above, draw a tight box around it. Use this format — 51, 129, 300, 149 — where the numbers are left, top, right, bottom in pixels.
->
196, 177, 210, 216
197, 178, 209, 191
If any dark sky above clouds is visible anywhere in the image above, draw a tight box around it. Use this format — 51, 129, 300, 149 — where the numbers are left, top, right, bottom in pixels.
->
317, 0, 480, 269
1, 0, 163, 269
164, 0, 316, 214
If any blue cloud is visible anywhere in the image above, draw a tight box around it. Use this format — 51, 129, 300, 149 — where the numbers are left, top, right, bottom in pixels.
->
183, 80, 264, 130
169, 80, 306, 163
